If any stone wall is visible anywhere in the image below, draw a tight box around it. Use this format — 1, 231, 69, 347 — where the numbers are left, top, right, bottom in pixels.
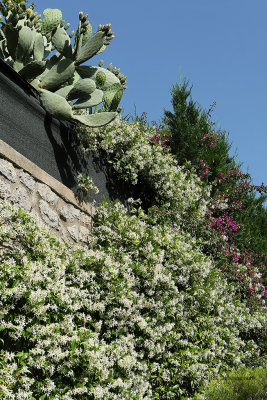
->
0, 139, 95, 246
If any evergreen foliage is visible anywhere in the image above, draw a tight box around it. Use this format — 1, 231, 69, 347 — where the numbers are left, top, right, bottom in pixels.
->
232, 192, 267, 256
163, 80, 237, 182
161, 79, 267, 284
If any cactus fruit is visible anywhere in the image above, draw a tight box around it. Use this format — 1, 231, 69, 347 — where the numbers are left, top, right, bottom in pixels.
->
41, 8, 62, 34
103, 83, 123, 111
72, 89, 103, 109
67, 78, 96, 100
39, 89, 73, 120
72, 112, 117, 127
40, 57, 75, 90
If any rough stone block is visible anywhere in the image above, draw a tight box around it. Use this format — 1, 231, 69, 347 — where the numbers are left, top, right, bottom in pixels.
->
39, 199, 59, 229
0, 177, 12, 199
0, 159, 17, 182
60, 226, 72, 243
12, 186, 32, 213
38, 183, 59, 205
79, 226, 90, 243
80, 212, 92, 226
30, 210, 46, 229
60, 204, 80, 222
67, 225, 79, 242
20, 171, 36, 192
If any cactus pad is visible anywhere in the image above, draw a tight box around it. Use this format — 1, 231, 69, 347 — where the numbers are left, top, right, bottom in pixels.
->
19, 60, 46, 80
103, 83, 123, 111
75, 31, 106, 65
76, 66, 120, 90
67, 70, 80, 86
30, 79, 41, 90
4, 27, 18, 60
41, 9, 63, 34
40, 57, 75, 90
16, 26, 35, 62
33, 32, 45, 61
96, 44, 106, 55
67, 78, 96, 100
72, 89, 103, 109
72, 112, 117, 127
55, 85, 74, 98
51, 26, 72, 58
81, 22, 93, 46
13, 60, 24, 73
39, 89, 73, 120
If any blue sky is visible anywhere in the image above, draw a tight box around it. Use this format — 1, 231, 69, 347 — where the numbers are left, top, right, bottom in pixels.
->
35, 0, 267, 186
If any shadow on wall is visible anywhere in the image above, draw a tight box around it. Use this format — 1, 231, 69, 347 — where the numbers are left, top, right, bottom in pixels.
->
0, 59, 154, 206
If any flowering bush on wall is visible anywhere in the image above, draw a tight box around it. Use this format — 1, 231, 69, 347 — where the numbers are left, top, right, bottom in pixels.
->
0, 201, 266, 399
76, 117, 266, 308
77, 118, 210, 229
0, 115, 266, 398
0, 1, 265, 397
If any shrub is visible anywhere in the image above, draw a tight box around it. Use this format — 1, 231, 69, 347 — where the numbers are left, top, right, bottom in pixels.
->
0, 201, 266, 399
77, 117, 266, 307
198, 365, 267, 400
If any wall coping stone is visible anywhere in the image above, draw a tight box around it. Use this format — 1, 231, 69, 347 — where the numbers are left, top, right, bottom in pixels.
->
0, 139, 95, 217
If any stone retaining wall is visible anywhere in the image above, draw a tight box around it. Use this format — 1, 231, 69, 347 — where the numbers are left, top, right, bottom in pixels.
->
0, 139, 95, 246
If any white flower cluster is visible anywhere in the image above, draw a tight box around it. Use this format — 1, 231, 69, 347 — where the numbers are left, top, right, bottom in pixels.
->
77, 117, 210, 228
76, 118, 266, 303
0, 201, 265, 399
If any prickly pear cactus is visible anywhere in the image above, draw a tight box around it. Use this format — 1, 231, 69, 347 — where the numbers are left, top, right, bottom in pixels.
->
41, 8, 62, 34
67, 78, 97, 100
51, 26, 72, 58
0, 1, 127, 128
103, 83, 124, 112
39, 89, 73, 120
72, 112, 117, 127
